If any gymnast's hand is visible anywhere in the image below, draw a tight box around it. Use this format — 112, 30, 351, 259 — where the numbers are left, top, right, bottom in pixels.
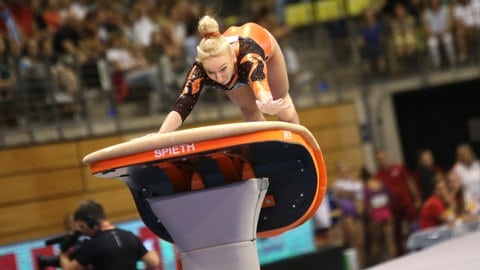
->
255, 91, 290, 115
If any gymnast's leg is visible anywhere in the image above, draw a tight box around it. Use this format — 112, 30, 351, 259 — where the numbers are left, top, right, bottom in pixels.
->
267, 34, 300, 124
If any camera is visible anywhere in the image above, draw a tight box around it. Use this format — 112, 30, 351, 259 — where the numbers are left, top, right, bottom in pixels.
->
36, 231, 82, 270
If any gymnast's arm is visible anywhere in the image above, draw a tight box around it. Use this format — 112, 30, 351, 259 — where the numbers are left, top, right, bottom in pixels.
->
244, 54, 288, 115
158, 65, 203, 133
158, 111, 183, 133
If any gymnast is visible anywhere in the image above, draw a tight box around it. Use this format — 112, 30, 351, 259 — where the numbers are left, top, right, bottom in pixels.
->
157, 15, 300, 133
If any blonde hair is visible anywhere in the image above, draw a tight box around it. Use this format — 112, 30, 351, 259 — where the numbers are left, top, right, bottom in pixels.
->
196, 15, 230, 62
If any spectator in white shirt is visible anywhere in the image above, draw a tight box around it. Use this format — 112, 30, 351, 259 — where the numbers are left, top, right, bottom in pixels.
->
452, 143, 480, 215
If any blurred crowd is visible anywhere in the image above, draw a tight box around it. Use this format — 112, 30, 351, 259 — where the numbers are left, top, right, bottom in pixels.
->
314, 142, 480, 268
0, 0, 213, 126
341, 0, 480, 77
1, 0, 480, 127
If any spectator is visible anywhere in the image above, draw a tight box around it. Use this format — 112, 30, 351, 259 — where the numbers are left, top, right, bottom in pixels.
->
374, 149, 422, 255
452, 0, 480, 64
412, 148, 443, 202
362, 167, 396, 265
30, 0, 48, 35
94, 8, 122, 44
357, 8, 387, 76
52, 14, 84, 64
418, 174, 454, 230
105, 33, 163, 105
446, 169, 479, 221
331, 161, 365, 268
451, 143, 480, 214
41, 14, 83, 106
144, 29, 185, 107
17, 37, 52, 115
164, 0, 189, 50
59, 0, 89, 22
105, 33, 136, 104
181, 1, 202, 62
154, 0, 199, 91
19, 38, 50, 78
422, 0, 456, 68
312, 191, 342, 248
43, 0, 63, 34
408, 0, 428, 19
130, 1, 158, 47
389, 2, 419, 72
18, 37, 79, 120
76, 11, 106, 91
153, 25, 190, 92
143, 30, 167, 66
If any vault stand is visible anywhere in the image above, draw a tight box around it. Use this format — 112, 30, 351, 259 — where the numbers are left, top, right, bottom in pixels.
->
82, 122, 328, 269
147, 178, 269, 270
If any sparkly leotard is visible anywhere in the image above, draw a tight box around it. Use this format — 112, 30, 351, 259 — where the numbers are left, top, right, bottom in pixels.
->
172, 23, 273, 121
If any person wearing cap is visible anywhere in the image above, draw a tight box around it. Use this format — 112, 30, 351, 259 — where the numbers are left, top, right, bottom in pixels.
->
157, 15, 299, 133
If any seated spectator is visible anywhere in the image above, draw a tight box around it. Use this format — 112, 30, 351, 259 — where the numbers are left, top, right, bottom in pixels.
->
422, 0, 456, 68
313, 191, 340, 247
357, 8, 387, 76
19, 37, 79, 120
76, 12, 106, 93
30, 0, 48, 36
331, 161, 365, 268
52, 14, 84, 65
105, 33, 163, 105
41, 34, 80, 103
130, 1, 158, 47
412, 148, 443, 202
59, 0, 89, 22
43, 0, 63, 34
17, 37, 53, 113
418, 174, 454, 230
452, 0, 480, 64
147, 27, 187, 89
144, 29, 188, 110
451, 143, 480, 214
362, 167, 396, 264
389, 3, 419, 71
446, 169, 479, 221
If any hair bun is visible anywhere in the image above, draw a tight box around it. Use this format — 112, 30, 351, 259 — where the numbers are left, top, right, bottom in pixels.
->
204, 31, 221, 38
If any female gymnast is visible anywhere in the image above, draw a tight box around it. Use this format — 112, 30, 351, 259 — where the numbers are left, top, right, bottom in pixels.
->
157, 15, 299, 133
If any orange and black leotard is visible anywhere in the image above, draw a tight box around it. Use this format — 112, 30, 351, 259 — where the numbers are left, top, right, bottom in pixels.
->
171, 23, 273, 121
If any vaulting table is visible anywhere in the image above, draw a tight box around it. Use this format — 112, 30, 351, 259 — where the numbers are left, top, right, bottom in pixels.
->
83, 121, 327, 270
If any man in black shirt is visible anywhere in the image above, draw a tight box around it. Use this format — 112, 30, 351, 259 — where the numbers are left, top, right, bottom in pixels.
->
59, 199, 160, 270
